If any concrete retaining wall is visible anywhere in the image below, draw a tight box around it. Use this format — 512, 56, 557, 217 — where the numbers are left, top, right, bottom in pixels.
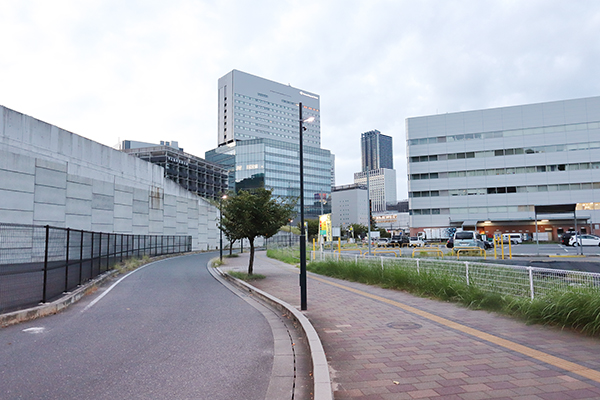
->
0, 105, 218, 250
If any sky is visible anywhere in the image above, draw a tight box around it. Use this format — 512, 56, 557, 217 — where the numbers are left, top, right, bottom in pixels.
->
2, 0, 600, 199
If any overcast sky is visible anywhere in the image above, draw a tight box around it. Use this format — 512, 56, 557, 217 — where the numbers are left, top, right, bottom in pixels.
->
2, 0, 600, 199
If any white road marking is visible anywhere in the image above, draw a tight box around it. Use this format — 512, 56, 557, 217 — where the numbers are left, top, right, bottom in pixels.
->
81, 259, 160, 313
23, 327, 45, 334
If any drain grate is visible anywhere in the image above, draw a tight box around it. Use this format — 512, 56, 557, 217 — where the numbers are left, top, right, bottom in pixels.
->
387, 322, 422, 330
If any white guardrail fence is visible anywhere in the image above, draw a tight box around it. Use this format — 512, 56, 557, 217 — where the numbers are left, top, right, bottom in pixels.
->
311, 250, 600, 301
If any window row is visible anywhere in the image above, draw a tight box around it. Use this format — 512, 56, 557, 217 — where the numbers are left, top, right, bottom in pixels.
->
408, 121, 600, 146
234, 117, 318, 141
409, 141, 600, 163
411, 205, 535, 215
235, 93, 296, 113
410, 181, 600, 198
410, 161, 600, 180
234, 125, 320, 146
412, 203, 600, 215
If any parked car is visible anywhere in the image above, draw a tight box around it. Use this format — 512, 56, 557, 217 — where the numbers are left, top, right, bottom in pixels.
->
376, 238, 390, 247
446, 237, 454, 249
388, 235, 409, 247
501, 233, 523, 244
409, 237, 425, 247
568, 234, 600, 246
560, 232, 576, 245
453, 231, 486, 249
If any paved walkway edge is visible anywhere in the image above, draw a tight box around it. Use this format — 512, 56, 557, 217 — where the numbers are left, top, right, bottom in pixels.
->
214, 265, 334, 400
0, 269, 117, 328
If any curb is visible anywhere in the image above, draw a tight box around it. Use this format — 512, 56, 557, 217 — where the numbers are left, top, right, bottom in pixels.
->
0, 270, 118, 328
214, 266, 333, 400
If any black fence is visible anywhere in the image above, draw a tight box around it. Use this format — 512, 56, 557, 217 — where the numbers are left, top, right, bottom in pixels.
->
0, 223, 192, 314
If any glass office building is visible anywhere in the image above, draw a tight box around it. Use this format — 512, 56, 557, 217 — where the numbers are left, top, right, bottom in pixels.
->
206, 138, 333, 219
361, 130, 393, 171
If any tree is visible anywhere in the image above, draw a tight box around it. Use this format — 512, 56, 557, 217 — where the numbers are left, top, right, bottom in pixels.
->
350, 223, 368, 238
220, 188, 295, 275
378, 228, 390, 238
297, 218, 319, 239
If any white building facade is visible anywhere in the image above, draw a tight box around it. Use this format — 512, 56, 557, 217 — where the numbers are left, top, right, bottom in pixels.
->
331, 184, 369, 229
218, 69, 321, 147
407, 96, 600, 239
354, 168, 397, 213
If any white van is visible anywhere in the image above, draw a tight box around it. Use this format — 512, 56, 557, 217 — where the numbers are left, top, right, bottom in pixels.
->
453, 231, 485, 249
502, 233, 523, 244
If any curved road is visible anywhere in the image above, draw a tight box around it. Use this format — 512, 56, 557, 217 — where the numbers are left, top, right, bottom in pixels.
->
0, 253, 274, 399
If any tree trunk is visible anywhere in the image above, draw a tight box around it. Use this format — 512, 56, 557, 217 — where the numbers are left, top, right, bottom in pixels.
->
248, 238, 255, 275
229, 239, 234, 256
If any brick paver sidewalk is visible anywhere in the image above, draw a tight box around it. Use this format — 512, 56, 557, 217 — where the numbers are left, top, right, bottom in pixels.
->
220, 251, 600, 400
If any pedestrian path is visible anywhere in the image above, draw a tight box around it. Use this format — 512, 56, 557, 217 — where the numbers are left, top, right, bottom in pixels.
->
220, 251, 600, 400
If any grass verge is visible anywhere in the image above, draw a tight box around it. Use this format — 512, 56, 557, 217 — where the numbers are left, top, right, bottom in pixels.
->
114, 255, 151, 274
305, 258, 600, 336
228, 271, 266, 281
267, 248, 301, 265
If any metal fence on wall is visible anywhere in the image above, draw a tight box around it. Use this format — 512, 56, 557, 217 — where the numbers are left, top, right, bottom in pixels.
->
0, 223, 192, 314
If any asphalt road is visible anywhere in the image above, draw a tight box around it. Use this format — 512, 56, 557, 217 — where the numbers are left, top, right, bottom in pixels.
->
0, 252, 274, 400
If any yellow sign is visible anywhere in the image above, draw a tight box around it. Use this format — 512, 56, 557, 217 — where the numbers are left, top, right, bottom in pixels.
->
319, 214, 332, 241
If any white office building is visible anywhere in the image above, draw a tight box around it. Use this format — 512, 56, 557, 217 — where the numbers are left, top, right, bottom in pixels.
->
331, 184, 369, 229
217, 69, 322, 147
207, 70, 334, 220
407, 96, 600, 239
354, 168, 397, 213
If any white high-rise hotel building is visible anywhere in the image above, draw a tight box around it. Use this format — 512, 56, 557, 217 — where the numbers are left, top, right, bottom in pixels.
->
407, 96, 600, 239
206, 70, 334, 219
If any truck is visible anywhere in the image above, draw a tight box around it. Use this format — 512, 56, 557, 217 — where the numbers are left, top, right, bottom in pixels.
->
417, 228, 452, 243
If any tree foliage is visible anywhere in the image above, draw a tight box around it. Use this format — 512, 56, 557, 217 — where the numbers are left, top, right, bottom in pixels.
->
350, 223, 368, 238
220, 188, 295, 274
297, 218, 320, 239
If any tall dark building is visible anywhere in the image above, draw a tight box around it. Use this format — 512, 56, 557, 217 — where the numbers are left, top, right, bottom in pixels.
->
361, 130, 393, 171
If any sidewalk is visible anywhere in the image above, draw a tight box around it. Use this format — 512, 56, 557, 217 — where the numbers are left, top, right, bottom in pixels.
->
221, 251, 600, 400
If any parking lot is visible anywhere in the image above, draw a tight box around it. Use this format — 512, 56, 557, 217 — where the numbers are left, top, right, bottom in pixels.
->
496, 242, 600, 257
326, 242, 600, 274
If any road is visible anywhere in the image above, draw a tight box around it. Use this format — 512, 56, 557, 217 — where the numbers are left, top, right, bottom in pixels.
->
0, 253, 274, 400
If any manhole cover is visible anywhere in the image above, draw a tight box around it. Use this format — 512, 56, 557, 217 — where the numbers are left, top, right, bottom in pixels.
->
386, 322, 422, 330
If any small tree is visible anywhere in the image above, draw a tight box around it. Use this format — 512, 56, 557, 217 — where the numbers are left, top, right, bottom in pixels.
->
350, 223, 368, 238
378, 228, 391, 238
221, 188, 295, 275
298, 218, 320, 239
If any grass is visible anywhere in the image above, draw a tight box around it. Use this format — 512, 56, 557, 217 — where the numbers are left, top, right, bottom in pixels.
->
304, 258, 600, 336
114, 255, 151, 273
505, 288, 600, 336
267, 248, 302, 265
228, 271, 266, 281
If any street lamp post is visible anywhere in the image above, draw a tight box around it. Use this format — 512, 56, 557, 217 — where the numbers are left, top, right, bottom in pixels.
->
299, 102, 314, 311
219, 194, 227, 262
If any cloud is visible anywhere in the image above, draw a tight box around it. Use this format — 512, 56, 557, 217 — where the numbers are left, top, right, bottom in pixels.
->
1, 0, 600, 200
